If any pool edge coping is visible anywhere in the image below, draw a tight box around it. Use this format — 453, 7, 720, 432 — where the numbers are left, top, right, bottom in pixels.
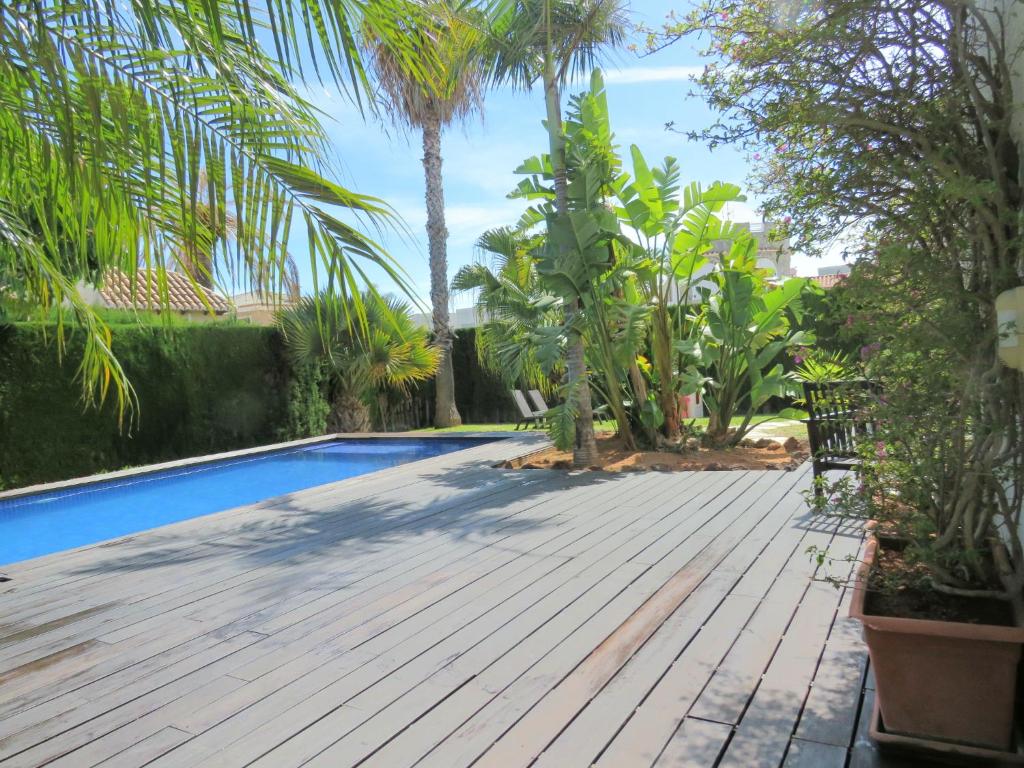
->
0, 433, 550, 574
0, 430, 520, 503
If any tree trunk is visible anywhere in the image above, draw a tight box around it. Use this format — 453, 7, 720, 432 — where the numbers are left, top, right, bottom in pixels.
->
421, 111, 462, 428
652, 307, 680, 440
543, 57, 598, 467
330, 391, 371, 433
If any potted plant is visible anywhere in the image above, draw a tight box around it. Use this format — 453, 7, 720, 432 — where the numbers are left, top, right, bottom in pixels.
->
813, 267, 1024, 760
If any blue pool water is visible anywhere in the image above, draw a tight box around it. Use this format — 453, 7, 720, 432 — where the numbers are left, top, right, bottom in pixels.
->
0, 437, 501, 566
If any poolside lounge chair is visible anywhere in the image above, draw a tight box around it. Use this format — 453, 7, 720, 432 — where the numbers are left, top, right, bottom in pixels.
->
527, 389, 550, 415
528, 389, 605, 423
803, 380, 881, 496
512, 390, 545, 430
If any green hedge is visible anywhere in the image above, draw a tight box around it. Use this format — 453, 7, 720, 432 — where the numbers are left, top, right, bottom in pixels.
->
0, 323, 521, 489
0, 322, 322, 489
406, 329, 518, 425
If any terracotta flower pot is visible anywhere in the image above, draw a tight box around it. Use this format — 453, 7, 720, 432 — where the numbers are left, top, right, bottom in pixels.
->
850, 536, 1024, 751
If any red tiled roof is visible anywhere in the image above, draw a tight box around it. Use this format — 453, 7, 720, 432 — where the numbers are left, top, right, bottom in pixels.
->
810, 273, 847, 289
98, 269, 230, 314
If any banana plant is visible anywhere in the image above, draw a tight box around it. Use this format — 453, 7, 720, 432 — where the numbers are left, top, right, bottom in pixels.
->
692, 237, 814, 445
616, 144, 744, 439
508, 70, 643, 449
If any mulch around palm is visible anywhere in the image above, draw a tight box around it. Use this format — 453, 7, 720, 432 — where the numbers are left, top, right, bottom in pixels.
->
501, 433, 809, 472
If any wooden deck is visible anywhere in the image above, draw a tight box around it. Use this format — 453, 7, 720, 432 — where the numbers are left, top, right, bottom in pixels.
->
0, 436, 902, 767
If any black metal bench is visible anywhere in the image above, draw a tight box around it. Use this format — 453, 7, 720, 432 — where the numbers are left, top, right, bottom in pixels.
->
803, 380, 881, 495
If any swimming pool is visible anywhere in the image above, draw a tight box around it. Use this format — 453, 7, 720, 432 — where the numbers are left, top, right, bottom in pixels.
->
0, 436, 502, 566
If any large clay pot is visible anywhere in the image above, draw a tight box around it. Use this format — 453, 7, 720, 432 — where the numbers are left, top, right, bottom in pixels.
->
850, 536, 1024, 751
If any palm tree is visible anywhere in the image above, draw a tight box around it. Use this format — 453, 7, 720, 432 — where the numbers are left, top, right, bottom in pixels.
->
363, 1, 488, 428
486, 0, 627, 466
0, 0, 425, 419
452, 225, 562, 388
278, 292, 440, 432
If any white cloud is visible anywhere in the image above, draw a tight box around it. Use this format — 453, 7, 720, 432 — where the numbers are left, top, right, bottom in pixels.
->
603, 65, 704, 85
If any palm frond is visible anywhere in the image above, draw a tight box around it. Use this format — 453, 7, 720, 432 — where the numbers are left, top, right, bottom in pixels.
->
0, 0, 421, 415
278, 290, 439, 396
362, 0, 488, 130
485, 0, 628, 90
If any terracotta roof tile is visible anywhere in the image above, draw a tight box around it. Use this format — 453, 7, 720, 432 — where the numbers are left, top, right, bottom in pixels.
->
99, 269, 230, 314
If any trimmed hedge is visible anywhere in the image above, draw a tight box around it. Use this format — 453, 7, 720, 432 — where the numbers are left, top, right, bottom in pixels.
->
0, 323, 520, 489
0, 322, 316, 489
407, 329, 518, 425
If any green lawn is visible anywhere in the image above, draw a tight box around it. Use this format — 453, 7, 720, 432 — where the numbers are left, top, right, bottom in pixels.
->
414, 411, 808, 438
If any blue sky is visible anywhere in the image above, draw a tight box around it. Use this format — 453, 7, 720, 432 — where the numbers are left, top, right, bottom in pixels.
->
285, 1, 844, 306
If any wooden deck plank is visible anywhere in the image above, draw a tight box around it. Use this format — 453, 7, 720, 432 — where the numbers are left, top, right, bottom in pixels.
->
1, 438, 536, 594
534, 471, 809, 768
205, 474, 736, 767
593, 475, 815, 768
689, 510, 845, 727
8, 476, 661, 766
93, 727, 191, 768
652, 718, 732, 768
0, 446, 877, 768
143, 473, 699, 767
330, 474, 766, 768
0, 439, 542, 631
793, 584, 867, 749
0, 465, 551, 657
783, 738, 847, 768
0, 468, 602, 729
413, 472, 790, 768
716, 522, 864, 768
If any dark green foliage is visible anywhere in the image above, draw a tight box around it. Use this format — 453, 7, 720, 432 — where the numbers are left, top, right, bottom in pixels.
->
409, 329, 518, 424
0, 323, 325, 489
281, 362, 330, 439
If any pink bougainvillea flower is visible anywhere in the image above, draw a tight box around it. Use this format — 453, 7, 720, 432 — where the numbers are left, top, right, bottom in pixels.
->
860, 342, 881, 360
875, 442, 887, 459
783, 215, 792, 224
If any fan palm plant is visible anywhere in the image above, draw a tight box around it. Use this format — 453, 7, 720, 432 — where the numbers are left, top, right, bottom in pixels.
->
0, 0, 428, 420
486, 0, 628, 466
363, 0, 489, 428
278, 292, 440, 432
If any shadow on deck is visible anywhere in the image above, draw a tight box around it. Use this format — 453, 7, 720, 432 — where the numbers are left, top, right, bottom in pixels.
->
0, 440, 933, 767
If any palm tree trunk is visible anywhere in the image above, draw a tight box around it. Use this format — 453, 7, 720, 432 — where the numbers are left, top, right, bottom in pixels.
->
543, 57, 598, 467
330, 391, 371, 433
421, 111, 462, 428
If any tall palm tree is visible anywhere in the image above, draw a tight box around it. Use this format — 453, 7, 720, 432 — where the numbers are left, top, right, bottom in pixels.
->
279, 292, 440, 432
363, 1, 489, 428
487, 0, 627, 466
0, 0, 426, 419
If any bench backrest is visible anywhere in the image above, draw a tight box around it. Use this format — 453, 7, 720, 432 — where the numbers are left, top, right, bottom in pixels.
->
803, 380, 879, 459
